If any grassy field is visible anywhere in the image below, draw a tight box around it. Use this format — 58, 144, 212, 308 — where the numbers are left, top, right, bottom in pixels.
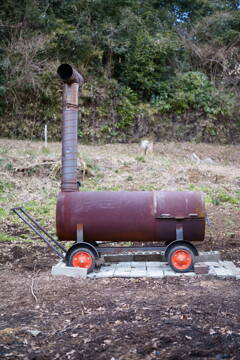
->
0, 139, 240, 360
0, 139, 239, 261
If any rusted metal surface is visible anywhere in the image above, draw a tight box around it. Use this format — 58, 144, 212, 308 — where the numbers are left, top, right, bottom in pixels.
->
56, 190, 206, 243
57, 64, 84, 192
154, 191, 206, 219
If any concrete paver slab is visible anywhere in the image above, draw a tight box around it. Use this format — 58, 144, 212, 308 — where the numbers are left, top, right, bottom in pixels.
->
114, 265, 132, 277
163, 269, 182, 277
89, 264, 117, 278
131, 261, 147, 269
220, 261, 240, 277
146, 262, 162, 268
147, 268, 164, 278
209, 266, 235, 278
114, 271, 132, 277
52, 261, 87, 278
116, 262, 132, 267
51, 255, 240, 280
130, 269, 148, 277
196, 251, 220, 262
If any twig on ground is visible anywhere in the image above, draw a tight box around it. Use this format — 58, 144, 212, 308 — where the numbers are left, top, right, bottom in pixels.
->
30, 270, 40, 303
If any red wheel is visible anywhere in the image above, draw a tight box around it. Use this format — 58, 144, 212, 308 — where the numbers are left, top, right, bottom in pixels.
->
168, 245, 194, 273
68, 247, 95, 273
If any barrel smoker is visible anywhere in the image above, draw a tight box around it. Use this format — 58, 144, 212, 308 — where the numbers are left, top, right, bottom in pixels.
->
55, 64, 206, 273
12, 64, 206, 274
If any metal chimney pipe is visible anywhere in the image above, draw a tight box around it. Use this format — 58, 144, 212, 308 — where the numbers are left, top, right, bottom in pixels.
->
57, 64, 84, 192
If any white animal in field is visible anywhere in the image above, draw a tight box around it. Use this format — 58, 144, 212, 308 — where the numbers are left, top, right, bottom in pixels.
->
140, 139, 154, 155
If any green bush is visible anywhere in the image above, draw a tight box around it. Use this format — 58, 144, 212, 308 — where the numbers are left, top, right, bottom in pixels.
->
0, 1, 239, 143
211, 189, 240, 206
152, 71, 235, 116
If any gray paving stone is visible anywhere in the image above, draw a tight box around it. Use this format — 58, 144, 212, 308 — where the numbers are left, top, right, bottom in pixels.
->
94, 272, 111, 278
87, 272, 96, 278
221, 260, 237, 269
130, 269, 148, 277
208, 263, 234, 278
212, 269, 233, 278
52, 258, 240, 280
164, 268, 195, 277
220, 261, 240, 276
163, 269, 181, 277
205, 261, 240, 278
196, 251, 221, 262
115, 264, 131, 271
205, 261, 221, 268
181, 272, 195, 277
160, 263, 170, 271
114, 266, 131, 276
131, 261, 147, 269
94, 268, 116, 278
146, 261, 162, 268
116, 262, 132, 267
114, 271, 132, 277
51, 261, 87, 279
207, 262, 221, 276
146, 268, 164, 278
95, 264, 117, 277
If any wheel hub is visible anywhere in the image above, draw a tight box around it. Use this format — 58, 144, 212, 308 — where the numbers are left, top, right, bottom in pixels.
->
171, 249, 192, 270
72, 251, 93, 268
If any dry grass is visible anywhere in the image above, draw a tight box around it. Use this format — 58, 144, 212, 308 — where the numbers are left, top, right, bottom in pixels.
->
0, 139, 239, 264
0, 140, 240, 360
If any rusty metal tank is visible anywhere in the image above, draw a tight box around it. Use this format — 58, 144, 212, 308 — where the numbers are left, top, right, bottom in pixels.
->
56, 64, 206, 246
56, 190, 205, 243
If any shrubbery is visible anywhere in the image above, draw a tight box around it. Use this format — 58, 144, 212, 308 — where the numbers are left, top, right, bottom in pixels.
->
152, 72, 235, 116
0, 0, 239, 143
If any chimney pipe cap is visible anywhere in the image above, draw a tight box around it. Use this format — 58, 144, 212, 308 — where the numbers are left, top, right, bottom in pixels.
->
57, 64, 84, 85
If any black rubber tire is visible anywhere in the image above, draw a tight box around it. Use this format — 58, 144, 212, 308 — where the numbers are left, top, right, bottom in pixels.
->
164, 241, 198, 262
68, 247, 96, 273
167, 245, 194, 273
87, 241, 99, 248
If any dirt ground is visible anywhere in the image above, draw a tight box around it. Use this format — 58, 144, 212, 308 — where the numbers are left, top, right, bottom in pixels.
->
0, 139, 240, 359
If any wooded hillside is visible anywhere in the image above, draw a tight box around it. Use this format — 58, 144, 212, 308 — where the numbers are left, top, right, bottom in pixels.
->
0, 0, 240, 143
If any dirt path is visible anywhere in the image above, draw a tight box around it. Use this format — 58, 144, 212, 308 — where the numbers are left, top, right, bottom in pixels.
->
0, 242, 239, 360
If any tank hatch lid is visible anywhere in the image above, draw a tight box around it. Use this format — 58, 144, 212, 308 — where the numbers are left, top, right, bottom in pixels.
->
153, 191, 206, 219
